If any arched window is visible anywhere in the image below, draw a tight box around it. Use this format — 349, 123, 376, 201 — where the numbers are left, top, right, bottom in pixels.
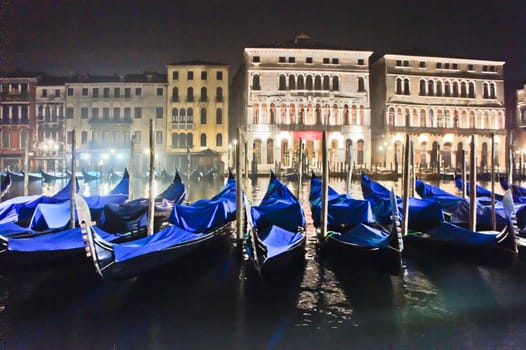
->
436, 81, 443, 96
297, 75, 304, 90
20, 129, 28, 148
200, 87, 207, 101
357, 77, 365, 92
216, 87, 223, 101
306, 76, 313, 90
388, 107, 395, 126
351, 105, 357, 125
437, 109, 443, 127
323, 75, 330, 90
180, 108, 186, 123
314, 75, 322, 90
444, 81, 451, 97
172, 87, 179, 101
490, 83, 496, 98
267, 139, 274, 164
460, 82, 467, 97
216, 108, 223, 124
483, 83, 489, 98
396, 108, 404, 126
412, 109, 419, 127
171, 133, 179, 148
187, 133, 193, 148
404, 79, 410, 95
468, 82, 475, 98
270, 104, 276, 124
216, 133, 223, 147
200, 133, 207, 147
187, 87, 194, 101
172, 108, 178, 123
359, 106, 365, 125
357, 140, 365, 165
200, 108, 207, 124
252, 75, 260, 90
452, 81, 459, 97
427, 80, 434, 96
461, 110, 467, 128
187, 108, 193, 123
279, 75, 286, 90
332, 76, 339, 91
419, 80, 426, 96
289, 75, 296, 90
496, 111, 504, 129
344, 105, 350, 125
253, 104, 259, 124
469, 111, 475, 128
396, 78, 403, 94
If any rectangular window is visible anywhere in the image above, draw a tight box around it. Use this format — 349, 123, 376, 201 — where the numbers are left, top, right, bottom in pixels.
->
92, 88, 99, 98
134, 107, 142, 118
103, 107, 110, 120
252, 56, 260, 63
358, 59, 365, 65
41, 89, 47, 97
323, 58, 330, 64
396, 60, 402, 66
55, 89, 60, 97
124, 107, 131, 119
452, 63, 458, 70
201, 71, 207, 80
332, 58, 339, 64
483, 65, 488, 71
92, 108, 99, 119
135, 88, 142, 96
288, 57, 295, 63
172, 71, 179, 80
82, 88, 88, 96
436, 62, 442, 69
156, 131, 162, 145
419, 61, 426, 68
113, 108, 120, 120
187, 71, 194, 80
134, 131, 141, 144
114, 88, 120, 97
103, 88, 110, 98
216, 71, 223, 80
403, 60, 409, 67
444, 63, 450, 69
81, 131, 88, 144
306, 57, 313, 64
66, 107, 74, 119
81, 107, 88, 119
468, 64, 474, 71
124, 88, 131, 98
490, 66, 496, 72
67, 88, 74, 96
279, 56, 286, 63
67, 131, 73, 144
156, 87, 163, 96
156, 107, 163, 119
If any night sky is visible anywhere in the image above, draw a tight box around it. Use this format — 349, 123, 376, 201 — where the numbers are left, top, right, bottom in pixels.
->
4, 0, 526, 83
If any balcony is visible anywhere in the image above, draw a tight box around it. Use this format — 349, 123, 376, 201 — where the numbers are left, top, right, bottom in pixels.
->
216, 96, 224, 102
1, 117, 29, 125
275, 123, 343, 132
172, 96, 180, 102
0, 92, 30, 101
388, 125, 506, 136
170, 122, 195, 130
89, 117, 132, 124
186, 97, 194, 102
199, 96, 209, 102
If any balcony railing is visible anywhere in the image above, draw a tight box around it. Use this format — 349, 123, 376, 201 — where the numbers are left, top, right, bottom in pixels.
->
1, 117, 29, 125
170, 122, 195, 130
388, 125, 506, 135
216, 96, 223, 102
0, 92, 30, 101
88, 117, 133, 124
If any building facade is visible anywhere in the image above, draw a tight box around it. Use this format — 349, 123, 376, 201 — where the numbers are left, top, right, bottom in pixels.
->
165, 62, 229, 173
63, 74, 167, 175
371, 54, 506, 172
35, 81, 65, 171
236, 35, 373, 173
0, 75, 37, 170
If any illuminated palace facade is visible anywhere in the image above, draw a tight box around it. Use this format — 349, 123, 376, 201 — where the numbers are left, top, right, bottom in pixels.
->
370, 54, 506, 171
236, 36, 373, 172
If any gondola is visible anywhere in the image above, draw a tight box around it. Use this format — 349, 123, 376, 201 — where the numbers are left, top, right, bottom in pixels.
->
403, 190, 518, 267
81, 173, 237, 280
361, 174, 443, 232
500, 178, 526, 204
7, 169, 43, 182
0, 171, 182, 272
454, 175, 504, 201
309, 173, 403, 274
0, 173, 11, 199
40, 170, 69, 182
81, 169, 101, 182
245, 172, 306, 275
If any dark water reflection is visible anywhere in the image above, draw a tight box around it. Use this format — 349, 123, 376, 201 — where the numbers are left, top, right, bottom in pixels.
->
1, 176, 526, 349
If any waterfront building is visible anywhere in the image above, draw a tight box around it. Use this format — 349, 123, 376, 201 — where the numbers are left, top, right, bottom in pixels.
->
35, 78, 66, 172
0, 75, 37, 170
64, 74, 167, 175
165, 62, 229, 173
231, 34, 373, 173
370, 53, 506, 172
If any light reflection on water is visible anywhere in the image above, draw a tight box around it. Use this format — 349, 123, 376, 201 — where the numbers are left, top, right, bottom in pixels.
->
1, 175, 526, 349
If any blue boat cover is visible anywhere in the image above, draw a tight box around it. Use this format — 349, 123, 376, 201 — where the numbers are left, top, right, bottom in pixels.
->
330, 223, 390, 248
6, 226, 120, 253
259, 225, 304, 259
251, 174, 305, 233
309, 176, 373, 228
105, 224, 204, 263
455, 177, 504, 201
29, 200, 74, 231
361, 175, 444, 231
108, 169, 129, 195
169, 177, 236, 232
448, 199, 509, 230
423, 221, 498, 246
0, 221, 35, 236
416, 179, 467, 213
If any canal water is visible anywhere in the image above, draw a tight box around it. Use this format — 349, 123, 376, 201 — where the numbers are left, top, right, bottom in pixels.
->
1, 175, 526, 349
